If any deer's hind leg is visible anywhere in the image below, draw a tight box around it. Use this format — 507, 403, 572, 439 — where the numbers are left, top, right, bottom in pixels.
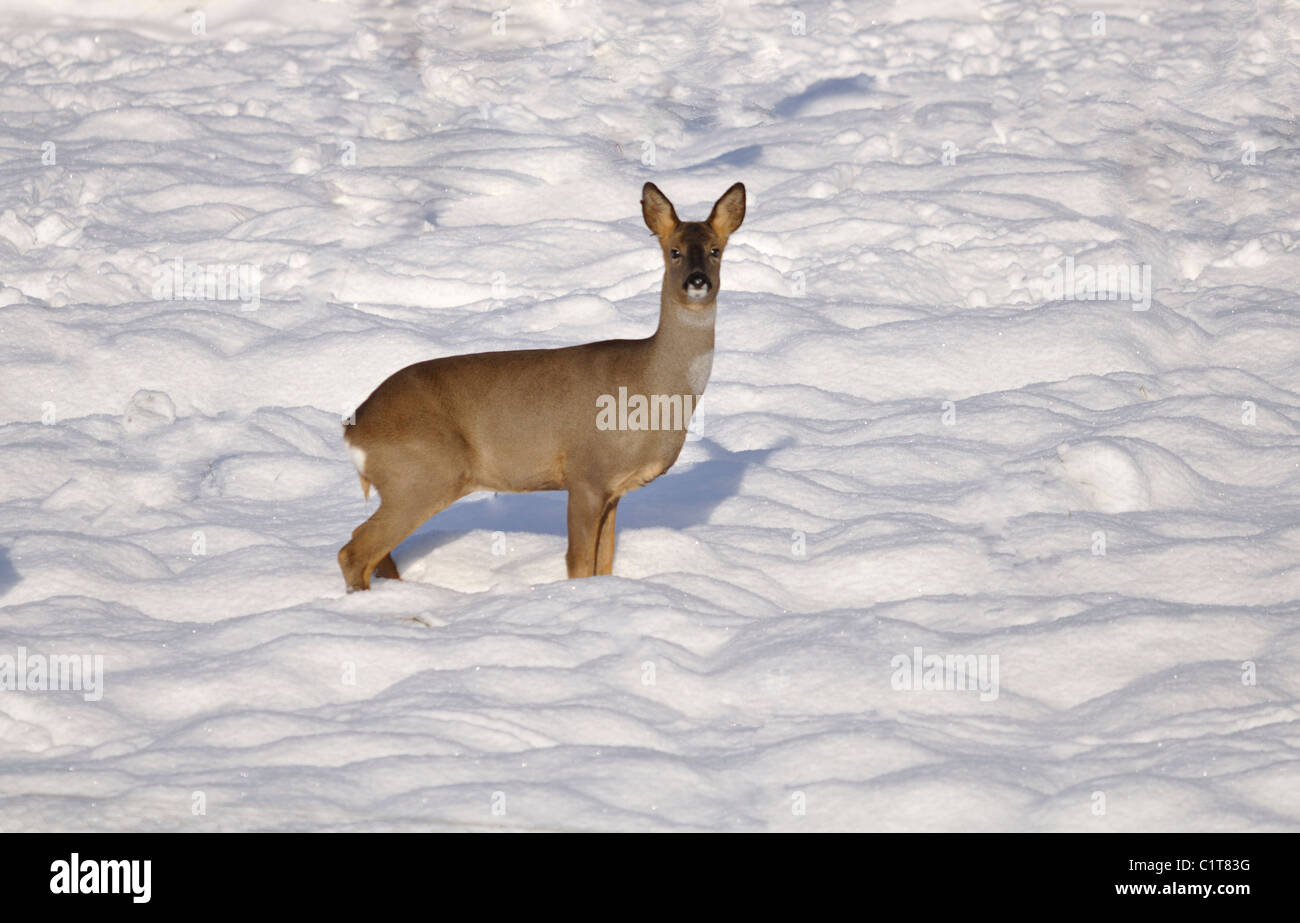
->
339, 488, 441, 591
339, 448, 467, 591
374, 553, 400, 580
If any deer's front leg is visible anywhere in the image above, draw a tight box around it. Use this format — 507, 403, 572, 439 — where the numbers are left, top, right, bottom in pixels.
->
595, 498, 619, 576
566, 487, 609, 578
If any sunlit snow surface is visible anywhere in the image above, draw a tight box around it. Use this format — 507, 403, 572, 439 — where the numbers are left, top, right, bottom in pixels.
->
1, 0, 1299, 830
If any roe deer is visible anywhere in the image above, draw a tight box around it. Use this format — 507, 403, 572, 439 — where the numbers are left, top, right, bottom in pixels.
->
338, 182, 746, 590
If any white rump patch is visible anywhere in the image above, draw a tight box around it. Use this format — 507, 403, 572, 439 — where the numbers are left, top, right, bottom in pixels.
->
347, 444, 367, 478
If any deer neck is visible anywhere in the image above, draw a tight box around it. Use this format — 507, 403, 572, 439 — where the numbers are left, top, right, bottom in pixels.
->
647, 282, 716, 398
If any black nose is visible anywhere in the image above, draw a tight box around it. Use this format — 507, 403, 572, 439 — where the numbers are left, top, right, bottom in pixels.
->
684, 272, 709, 290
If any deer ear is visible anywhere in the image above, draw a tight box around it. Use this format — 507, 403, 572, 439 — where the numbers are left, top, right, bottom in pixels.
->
641, 183, 679, 238
707, 182, 746, 240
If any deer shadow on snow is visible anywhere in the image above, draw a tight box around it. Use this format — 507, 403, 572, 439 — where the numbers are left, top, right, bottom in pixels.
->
395, 436, 782, 565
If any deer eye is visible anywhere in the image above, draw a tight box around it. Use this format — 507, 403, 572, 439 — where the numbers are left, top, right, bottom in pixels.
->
710, 248, 720, 258
670, 249, 681, 259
